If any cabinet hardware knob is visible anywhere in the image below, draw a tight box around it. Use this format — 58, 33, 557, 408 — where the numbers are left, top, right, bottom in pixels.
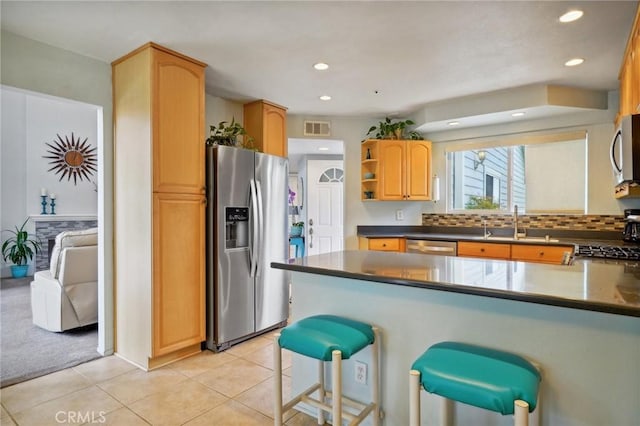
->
539, 252, 544, 256
480, 248, 485, 252
382, 244, 386, 247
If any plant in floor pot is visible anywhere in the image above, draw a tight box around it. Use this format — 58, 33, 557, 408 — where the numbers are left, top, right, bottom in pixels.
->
1, 218, 42, 278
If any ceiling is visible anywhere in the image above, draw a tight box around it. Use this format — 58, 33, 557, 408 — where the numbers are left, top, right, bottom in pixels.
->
1, 1, 637, 125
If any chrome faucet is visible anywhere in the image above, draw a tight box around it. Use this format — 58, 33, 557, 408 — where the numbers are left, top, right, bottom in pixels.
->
513, 204, 519, 240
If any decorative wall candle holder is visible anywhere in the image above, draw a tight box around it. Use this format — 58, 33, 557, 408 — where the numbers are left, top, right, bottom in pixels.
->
40, 195, 48, 215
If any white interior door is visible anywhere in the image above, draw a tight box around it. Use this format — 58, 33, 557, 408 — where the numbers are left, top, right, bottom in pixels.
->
306, 160, 344, 256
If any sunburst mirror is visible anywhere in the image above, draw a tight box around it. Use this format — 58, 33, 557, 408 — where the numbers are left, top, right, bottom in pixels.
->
43, 133, 97, 185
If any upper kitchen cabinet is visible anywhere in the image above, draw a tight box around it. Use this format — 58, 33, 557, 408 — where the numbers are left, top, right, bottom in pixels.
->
618, 6, 640, 121
365, 139, 432, 201
243, 100, 288, 157
152, 49, 206, 194
112, 43, 207, 369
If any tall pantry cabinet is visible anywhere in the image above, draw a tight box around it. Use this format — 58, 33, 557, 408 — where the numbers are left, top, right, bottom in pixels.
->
112, 43, 207, 369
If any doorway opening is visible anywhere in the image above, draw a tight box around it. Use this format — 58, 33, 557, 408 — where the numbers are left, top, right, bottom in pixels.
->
287, 138, 344, 257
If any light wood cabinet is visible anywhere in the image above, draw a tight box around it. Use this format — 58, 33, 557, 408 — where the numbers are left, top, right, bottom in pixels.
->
113, 43, 206, 369
511, 244, 573, 265
361, 139, 432, 201
458, 242, 511, 260
152, 193, 206, 356
359, 237, 406, 252
243, 99, 287, 157
459, 241, 574, 264
618, 6, 640, 122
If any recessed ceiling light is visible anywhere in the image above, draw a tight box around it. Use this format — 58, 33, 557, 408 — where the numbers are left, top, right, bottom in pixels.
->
319, 95, 331, 101
313, 62, 329, 71
448, 121, 460, 126
559, 10, 584, 23
564, 58, 584, 67
512, 112, 525, 117
318, 147, 329, 151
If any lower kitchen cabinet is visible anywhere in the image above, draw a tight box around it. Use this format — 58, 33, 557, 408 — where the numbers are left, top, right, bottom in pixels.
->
459, 241, 574, 264
358, 237, 406, 252
511, 244, 573, 264
457, 242, 511, 260
152, 193, 206, 357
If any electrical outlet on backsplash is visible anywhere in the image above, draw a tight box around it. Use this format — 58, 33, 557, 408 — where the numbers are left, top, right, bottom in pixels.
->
421, 213, 625, 232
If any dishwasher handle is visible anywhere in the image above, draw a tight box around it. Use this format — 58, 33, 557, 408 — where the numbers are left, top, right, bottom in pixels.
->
406, 240, 457, 255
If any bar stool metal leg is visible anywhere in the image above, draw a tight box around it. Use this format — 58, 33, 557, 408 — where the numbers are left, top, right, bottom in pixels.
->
409, 370, 420, 426
318, 360, 325, 425
274, 333, 283, 426
514, 400, 529, 426
332, 350, 342, 426
371, 327, 381, 426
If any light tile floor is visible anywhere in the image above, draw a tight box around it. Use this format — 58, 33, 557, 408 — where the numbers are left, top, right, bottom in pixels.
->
0, 332, 322, 425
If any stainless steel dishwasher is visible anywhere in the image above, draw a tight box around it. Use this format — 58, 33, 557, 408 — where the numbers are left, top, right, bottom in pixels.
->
406, 239, 457, 256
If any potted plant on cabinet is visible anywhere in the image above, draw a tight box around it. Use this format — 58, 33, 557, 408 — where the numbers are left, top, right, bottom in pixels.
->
290, 222, 304, 237
365, 117, 424, 140
1, 218, 42, 278
206, 117, 255, 149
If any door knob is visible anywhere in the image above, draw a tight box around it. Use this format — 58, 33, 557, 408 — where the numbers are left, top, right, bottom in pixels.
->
309, 218, 314, 226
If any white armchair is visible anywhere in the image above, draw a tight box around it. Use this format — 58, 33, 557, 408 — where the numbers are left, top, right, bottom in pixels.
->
30, 228, 98, 332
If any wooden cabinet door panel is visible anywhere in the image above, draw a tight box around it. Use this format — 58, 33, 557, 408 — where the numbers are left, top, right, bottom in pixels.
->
406, 141, 431, 200
153, 49, 205, 194
379, 141, 405, 200
458, 242, 511, 259
263, 103, 287, 157
368, 238, 403, 252
152, 193, 206, 356
511, 245, 573, 264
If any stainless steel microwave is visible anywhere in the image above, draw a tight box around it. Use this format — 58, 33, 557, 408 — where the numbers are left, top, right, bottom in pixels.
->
611, 114, 640, 184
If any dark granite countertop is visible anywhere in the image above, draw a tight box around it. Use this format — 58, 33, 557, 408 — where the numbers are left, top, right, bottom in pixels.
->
272, 250, 640, 317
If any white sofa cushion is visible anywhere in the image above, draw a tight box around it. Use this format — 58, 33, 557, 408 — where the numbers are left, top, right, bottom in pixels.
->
50, 228, 98, 278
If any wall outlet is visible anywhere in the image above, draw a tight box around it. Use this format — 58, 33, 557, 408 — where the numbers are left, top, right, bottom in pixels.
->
355, 361, 367, 384
396, 209, 404, 221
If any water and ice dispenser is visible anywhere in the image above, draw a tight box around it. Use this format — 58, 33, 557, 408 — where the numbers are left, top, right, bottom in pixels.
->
225, 207, 248, 249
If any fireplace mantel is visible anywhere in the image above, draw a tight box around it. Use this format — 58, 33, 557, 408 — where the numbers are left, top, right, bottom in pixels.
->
30, 214, 97, 222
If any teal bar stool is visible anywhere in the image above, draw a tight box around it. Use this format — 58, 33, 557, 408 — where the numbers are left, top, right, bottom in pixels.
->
274, 315, 381, 426
410, 342, 541, 426
289, 236, 305, 258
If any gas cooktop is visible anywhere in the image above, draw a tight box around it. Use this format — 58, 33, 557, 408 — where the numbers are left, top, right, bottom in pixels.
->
576, 245, 640, 260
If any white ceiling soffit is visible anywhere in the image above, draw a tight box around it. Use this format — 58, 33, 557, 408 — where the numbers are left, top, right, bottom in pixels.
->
413, 84, 610, 133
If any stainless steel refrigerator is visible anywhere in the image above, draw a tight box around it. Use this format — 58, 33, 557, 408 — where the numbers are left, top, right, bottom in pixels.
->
206, 145, 289, 351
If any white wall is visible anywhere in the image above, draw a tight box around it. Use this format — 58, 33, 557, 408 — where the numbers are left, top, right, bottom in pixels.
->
2, 86, 99, 217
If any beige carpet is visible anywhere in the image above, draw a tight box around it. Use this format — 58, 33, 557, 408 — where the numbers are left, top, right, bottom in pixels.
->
1, 276, 100, 388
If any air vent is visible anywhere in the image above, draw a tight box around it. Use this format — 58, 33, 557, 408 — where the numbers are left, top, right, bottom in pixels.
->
304, 120, 331, 137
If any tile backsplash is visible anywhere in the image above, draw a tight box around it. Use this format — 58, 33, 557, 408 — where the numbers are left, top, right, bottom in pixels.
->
421, 213, 624, 232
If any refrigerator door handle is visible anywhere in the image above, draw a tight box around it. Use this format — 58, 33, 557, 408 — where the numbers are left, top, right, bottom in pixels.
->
249, 179, 259, 278
255, 179, 265, 277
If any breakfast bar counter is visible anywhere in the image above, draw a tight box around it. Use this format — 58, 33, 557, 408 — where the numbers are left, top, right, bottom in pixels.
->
272, 251, 640, 425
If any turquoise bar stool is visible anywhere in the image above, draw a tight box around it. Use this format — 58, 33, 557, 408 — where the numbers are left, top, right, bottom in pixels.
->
410, 342, 541, 426
274, 315, 381, 426
289, 236, 305, 258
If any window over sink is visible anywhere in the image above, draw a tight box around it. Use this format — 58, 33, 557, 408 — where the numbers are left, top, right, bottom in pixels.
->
446, 130, 587, 214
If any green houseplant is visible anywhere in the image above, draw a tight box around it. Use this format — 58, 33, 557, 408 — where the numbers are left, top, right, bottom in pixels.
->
290, 221, 304, 237
366, 117, 424, 140
2, 218, 42, 278
206, 117, 255, 148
